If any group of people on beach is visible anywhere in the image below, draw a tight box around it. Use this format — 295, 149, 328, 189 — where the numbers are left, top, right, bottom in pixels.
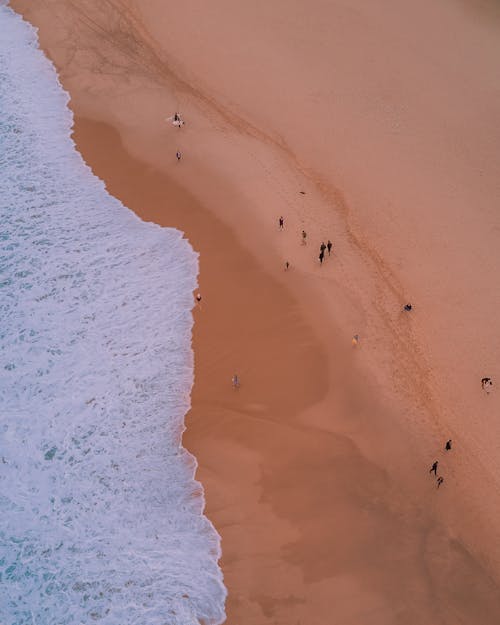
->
429, 439, 452, 489
427, 376, 493, 490
319, 240, 333, 264
278, 216, 333, 269
274, 215, 498, 494
184, 136, 495, 495
229, 214, 336, 390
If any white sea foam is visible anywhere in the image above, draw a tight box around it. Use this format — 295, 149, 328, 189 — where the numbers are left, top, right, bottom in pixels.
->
0, 5, 226, 624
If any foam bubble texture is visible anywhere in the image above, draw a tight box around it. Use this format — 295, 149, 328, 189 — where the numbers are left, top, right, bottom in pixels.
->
0, 5, 226, 624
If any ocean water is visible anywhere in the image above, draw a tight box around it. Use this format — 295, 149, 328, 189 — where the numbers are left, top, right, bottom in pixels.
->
0, 5, 226, 624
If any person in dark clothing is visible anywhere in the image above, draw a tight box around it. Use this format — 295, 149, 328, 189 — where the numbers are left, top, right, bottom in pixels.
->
327, 240, 332, 255
404, 303, 412, 311
176, 151, 182, 161
320, 242, 326, 255
437, 476, 444, 488
429, 461, 438, 475
445, 439, 452, 451
302, 230, 307, 244
279, 216, 284, 230
285, 261, 290, 271
319, 250, 324, 265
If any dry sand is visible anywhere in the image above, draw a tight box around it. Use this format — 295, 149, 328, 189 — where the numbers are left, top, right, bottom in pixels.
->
10, 0, 500, 623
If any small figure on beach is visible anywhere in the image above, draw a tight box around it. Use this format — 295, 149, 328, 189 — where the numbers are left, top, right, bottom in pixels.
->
319, 250, 324, 265
167, 112, 184, 127
232, 373, 240, 389
437, 476, 444, 489
445, 439, 452, 451
403, 303, 412, 311
481, 377, 493, 393
302, 230, 307, 245
352, 334, 359, 347
285, 261, 290, 271
327, 240, 332, 256
320, 242, 327, 256
173, 112, 184, 127
279, 216, 284, 230
176, 151, 182, 161
195, 293, 202, 304
429, 460, 438, 476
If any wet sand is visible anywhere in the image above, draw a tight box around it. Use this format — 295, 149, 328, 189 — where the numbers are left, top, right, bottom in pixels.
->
11, 0, 500, 623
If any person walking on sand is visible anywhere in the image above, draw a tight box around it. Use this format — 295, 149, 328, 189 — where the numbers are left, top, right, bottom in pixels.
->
437, 476, 444, 488
319, 250, 324, 265
320, 242, 326, 256
403, 303, 412, 312
279, 216, 284, 230
327, 240, 332, 256
232, 373, 240, 388
429, 460, 438, 476
445, 439, 452, 451
302, 230, 307, 245
284, 261, 290, 271
176, 150, 182, 161
195, 293, 202, 304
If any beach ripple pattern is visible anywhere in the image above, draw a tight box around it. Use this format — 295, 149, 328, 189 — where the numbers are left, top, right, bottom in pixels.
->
0, 5, 226, 625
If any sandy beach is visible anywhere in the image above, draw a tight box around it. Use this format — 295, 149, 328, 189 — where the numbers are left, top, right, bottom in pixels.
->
11, 0, 500, 622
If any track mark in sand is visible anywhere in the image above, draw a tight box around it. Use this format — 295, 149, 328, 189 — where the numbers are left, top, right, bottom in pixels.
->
60, 0, 439, 430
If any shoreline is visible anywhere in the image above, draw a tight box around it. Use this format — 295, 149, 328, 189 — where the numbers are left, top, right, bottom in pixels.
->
10, 1, 500, 622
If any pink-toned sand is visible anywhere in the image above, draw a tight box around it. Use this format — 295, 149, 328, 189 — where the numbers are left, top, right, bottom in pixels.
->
11, 0, 500, 622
